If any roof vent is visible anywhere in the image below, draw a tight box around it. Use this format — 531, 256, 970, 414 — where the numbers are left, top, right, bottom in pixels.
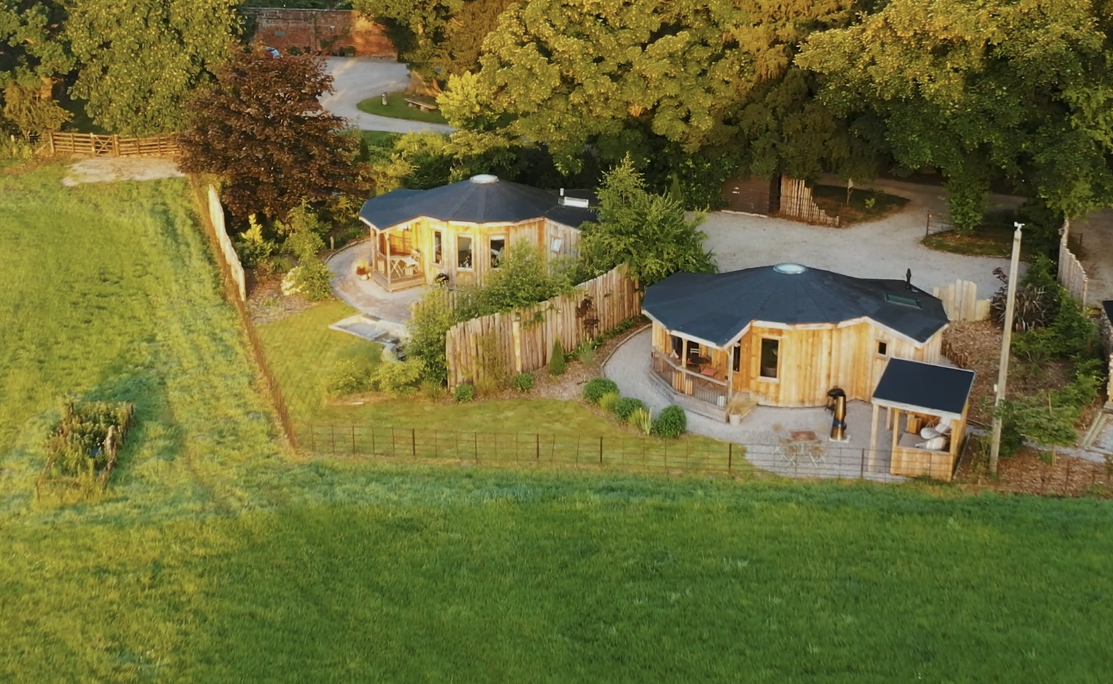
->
470, 174, 498, 184
773, 263, 807, 275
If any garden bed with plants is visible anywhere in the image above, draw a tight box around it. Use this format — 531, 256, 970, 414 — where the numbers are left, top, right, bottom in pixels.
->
808, 184, 909, 225
36, 400, 134, 501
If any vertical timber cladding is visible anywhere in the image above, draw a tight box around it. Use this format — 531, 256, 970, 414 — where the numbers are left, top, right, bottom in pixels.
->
445, 266, 640, 388
244, 8, 397, 57
721, 176, 780, 215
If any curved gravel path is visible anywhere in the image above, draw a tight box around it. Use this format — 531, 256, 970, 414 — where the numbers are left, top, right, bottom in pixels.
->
326, 242, 426, 323
704, 176, 1024, 297
320, 57, 456, 134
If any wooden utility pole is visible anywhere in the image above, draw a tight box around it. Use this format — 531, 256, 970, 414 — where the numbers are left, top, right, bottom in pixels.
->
989, 223, 1023, 474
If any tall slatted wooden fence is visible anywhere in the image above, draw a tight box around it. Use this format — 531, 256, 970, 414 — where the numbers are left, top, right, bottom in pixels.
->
1058, 219, 1088, 306
443, 266, 641, 389
779, 177, 840, 227
42, 132, 179, 158
932, 279, 991, 322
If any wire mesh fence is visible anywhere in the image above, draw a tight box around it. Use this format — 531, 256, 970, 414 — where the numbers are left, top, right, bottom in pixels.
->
295, 424, 905, 481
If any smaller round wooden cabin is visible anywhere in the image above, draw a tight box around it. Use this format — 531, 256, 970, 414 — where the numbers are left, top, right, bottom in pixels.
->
641, 264, 951, 413
357, 175, 593, 292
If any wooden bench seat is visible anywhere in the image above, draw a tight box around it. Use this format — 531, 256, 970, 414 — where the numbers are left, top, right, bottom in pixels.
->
404, 98, 438, 113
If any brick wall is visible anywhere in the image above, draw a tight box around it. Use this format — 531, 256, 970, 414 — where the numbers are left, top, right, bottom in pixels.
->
244, 8, 396, 58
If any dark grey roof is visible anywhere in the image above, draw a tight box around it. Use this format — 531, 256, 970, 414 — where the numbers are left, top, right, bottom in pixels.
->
872, 359, 975, 418
358, 175, 587, 229
642, 265, 949, 347
544, 204, 595, 228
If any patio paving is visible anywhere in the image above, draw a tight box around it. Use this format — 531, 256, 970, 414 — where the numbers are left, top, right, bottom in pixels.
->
326, 241, 426, 323
603, 329, 905, 482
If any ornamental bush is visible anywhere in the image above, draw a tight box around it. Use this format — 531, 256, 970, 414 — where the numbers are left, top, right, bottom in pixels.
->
614, 397, 647, 421
583, 377, 619, 404
598, 392, 621, 413
549, 339, 566, 376
514, 373, 535, 392
454, 383, 475, 403
652, 405, 687, 438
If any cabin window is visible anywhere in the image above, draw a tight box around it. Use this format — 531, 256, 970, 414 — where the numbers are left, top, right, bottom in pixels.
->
877, 340, 888, 356
759, 338, 779, 379
885, 293, 921, 309
433, 230, 443, 265
732, 342, 742, 373
550, 237, 563, 253
490, 236, 506, 268
457, 235, 473, 270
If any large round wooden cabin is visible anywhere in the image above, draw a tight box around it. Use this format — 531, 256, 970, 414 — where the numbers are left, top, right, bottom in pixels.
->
357, 175, 593, 292
641, 264, 951, 413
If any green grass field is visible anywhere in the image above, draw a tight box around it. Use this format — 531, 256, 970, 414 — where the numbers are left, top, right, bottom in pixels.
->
3, 164, 1113, 682
357, 91, 449, 124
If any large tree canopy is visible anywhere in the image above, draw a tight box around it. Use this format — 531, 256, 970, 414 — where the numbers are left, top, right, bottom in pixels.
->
66, 0, 241, 135
178, 50, 358, 220
797, 0, 1113, 222
456, 0, 864, 176
0, 1, 71, 88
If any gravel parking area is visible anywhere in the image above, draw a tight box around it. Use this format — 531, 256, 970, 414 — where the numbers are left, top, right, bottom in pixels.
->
320, 57, 455, 134
704, 176, 1023, 297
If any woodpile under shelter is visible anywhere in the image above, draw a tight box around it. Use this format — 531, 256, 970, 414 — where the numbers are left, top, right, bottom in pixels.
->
641, 264, 951, 416
868, 358, 975, 481
357, 175, 593, 291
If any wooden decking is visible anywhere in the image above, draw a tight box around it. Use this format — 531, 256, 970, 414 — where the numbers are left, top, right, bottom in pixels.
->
650, 350, 731, 421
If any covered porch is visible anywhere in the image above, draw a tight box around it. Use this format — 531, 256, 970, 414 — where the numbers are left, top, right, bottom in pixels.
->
371, 224, 425, 292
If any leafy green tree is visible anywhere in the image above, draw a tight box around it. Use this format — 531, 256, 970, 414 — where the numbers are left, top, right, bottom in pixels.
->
578, 156, 714, 286
178, 50, 359, 220
0, 1, 73, 135
477, 242, 574, 313
65, 0, 241, 135
797, 0, 1113, 226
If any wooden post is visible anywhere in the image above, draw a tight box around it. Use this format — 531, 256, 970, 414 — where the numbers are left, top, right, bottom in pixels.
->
48, 131, 55, 155
990, 224, 1023, 475
385, 231, 392, 287
890, 408, 901, 476
512, 319, 523, 374
111, 134, 120, 157
868, 402, 880, 473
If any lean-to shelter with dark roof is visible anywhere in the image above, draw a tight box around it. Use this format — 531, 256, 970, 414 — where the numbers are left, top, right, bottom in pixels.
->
357, 174, 594, 291
641, 264, 950, 410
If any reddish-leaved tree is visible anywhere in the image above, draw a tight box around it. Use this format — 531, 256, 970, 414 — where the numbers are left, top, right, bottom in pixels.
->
179, 48, 358, 219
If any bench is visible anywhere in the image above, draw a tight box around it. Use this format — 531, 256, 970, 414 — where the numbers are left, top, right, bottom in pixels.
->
404, 98, 438, 113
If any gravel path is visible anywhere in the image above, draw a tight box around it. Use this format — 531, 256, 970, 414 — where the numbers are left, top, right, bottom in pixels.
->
704, 175, 1024, 297
320, 57, 456, 134
603, 329, 903, 481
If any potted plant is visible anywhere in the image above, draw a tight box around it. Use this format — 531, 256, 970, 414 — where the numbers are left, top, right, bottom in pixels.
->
354, 260, 370, 280
726, 394, 755, 426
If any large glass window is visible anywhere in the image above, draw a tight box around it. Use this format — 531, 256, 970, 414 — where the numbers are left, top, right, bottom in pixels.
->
490, 236, 506, 268
760, 338, 779, 379
457, 235, 473, 269
732, 342, 742, 372
433, 230, 443, 265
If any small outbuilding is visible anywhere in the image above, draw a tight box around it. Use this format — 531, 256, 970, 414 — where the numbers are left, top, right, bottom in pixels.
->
641, 264, 951, 415
357, 175, 593, 291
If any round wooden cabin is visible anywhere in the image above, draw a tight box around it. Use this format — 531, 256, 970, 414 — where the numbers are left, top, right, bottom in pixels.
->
641, 264, 951, 411
357, 175, 593, 292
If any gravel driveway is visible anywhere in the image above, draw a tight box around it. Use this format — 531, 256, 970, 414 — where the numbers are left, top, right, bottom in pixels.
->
320, 57, 455, 134
704, 176, 1024, 297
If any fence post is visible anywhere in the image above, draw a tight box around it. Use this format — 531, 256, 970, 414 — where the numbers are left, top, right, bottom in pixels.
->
310, 424, 316, 452
474, 432, 478, 461
728, 443, 733, 474
351, 425, 355, 454
370, 427, 375, 455
599, 436, 603, 465
391, 427, 396, 457
331, 425, 336, 455
536, 433, 540, 460
925, 213, 931, 238
412, 428, 417, 458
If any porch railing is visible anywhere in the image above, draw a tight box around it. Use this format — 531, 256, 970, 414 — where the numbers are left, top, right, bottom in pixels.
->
651, 350, 730, 409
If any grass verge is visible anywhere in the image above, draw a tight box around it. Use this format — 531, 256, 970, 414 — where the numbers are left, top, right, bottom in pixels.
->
356, 91, 448, 124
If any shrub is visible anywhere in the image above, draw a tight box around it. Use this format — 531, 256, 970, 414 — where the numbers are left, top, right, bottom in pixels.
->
598, 392, 621, 413
514, 373, 535, 392
475, 375, 502, 398
576, 343, 595, 366
549, 339, 566, 376
421, 379, 447, 402
628, 407, 653, 435
324, 357, 375, 397
454, 383, 475, 403
407, 288, 458, 387
372, 356, 425, 396
289, 259, 334, 301
652, 405, 687, 438
583, 377, 619, 404
614, 396, 647, 421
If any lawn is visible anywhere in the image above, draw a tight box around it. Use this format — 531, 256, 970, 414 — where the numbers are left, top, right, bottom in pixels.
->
356, 91, 449, 124
0, 164, 277, 515
3, 465, 1113, 682
922, 209, 1040, 258
3, 163, 1113, 682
